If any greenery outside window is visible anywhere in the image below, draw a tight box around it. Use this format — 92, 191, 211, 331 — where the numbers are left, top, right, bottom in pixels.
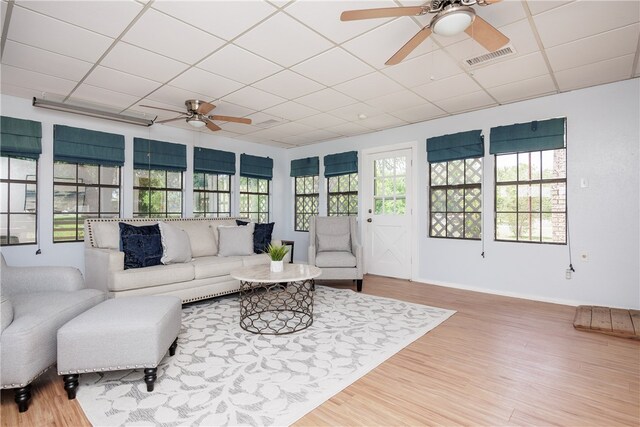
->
0, 156, 37, 245
240, 176, 269, 223
193, 173, 231, 217
328, 173, 358, 216
495, 149, 566, 243
134, 169, 182, 218
295, 175, 319, 231
430, 158, 482, 239
54, 162, 120, 242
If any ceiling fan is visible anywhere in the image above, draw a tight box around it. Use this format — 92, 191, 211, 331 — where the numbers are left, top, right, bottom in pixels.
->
140, 100, 252, 131
341, 0, 509, 65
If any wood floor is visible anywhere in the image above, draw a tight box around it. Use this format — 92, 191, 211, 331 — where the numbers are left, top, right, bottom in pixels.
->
2, 275, 639, 426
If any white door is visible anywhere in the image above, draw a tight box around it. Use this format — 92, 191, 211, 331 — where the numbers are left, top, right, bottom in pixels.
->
363, 148, 413, 279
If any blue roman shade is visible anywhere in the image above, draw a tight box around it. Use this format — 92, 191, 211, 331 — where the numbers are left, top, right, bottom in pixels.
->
54, 125, 125, 166
427, 130, 484, 163
240, 154, 273, 180
324, 151, 358, 177
194, 147, 235, 175
0, 116, 42, 159
134, 138, 186, 171
490, 118, 566, 154
290, 156, 319, 177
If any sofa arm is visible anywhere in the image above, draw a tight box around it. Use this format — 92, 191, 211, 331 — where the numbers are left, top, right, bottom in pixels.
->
85, 248, 124, 293
308, 245, 317, 266
1, 265, 84, 297
353, 243, 363, 279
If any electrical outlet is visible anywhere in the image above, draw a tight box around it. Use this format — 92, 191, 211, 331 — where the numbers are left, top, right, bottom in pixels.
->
580, 252, 589, 262
565, 269, 572, 280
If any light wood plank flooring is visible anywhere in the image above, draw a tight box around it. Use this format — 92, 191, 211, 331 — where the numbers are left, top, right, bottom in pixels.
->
2, 275, 638, 426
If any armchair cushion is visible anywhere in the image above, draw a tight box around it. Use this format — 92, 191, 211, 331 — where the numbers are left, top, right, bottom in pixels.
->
317, 232, 351, 252
0, 254, 84, 297
315, 252, 357, 268
236, 220, 275, 253
119, 223, 163, 270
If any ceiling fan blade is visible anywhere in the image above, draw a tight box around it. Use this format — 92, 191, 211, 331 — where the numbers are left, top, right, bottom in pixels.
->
197, 101, 215, 115
341, 6, 425, 21
139, 105, 186, 115
465, 16, 509, 52
481, 0, 502, 4
385, 27, 432, 66
205, 120, 221, 131
209, 115, 252, 125
155, 116, 186, 124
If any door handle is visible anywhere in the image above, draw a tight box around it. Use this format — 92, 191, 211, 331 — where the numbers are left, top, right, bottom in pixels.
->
366, 218, 372, 223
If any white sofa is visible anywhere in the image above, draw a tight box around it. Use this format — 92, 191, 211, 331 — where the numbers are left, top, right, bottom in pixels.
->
84, 218, 280, 303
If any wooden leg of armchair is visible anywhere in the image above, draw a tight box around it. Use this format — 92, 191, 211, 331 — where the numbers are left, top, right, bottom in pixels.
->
356, 279, 363, 292
15, 384, 32, 413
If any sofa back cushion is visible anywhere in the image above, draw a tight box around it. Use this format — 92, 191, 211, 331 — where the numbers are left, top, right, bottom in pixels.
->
177, 221, 218, 257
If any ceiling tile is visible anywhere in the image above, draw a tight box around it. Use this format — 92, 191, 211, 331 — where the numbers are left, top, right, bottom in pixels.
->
413, 73, 482, 102
101, 42, 189, 82
15, 0, 142, 38
1, 40, 93, 81
474, 1, 527, 29
554, 54, 636, 92
341, 18, 436, 69
533, 0, 640, 48
432, 90, 497, 114
365, 90, 427, 112
297, 113, 347, 129
294, 128, 341, 142
546, 24, 640, 72
471, 52, 549, 88
325, 121, 371, 136
264, 121, 316, 136
357, 113, 407, 131
198, 44, 282, 85
146, 85, 212, 108
7, 6, 113, 62
122, 8, 225, 64
84, 66, 162, 98
169, 68, 244, 100
126, 99, 186, 122
383, 49, 465, 88
70, 84, 141, 110
295, 88, 357, 111
526, 1, 574, 15
0, 64, 77, 96
222, 86, 286, 111
253, 70, 324, 99
334, 72, 405, 101
291, 48, 374, 86
391, 103, 447, 123
262, 101, 320, 121
487, 74, 557, 104
234, 12, 333, 68
152, 0, 277, 41
246, 111, 285, 126
328, 102, 385, 122
1, 83, 42, 100
284, 0, 396, 44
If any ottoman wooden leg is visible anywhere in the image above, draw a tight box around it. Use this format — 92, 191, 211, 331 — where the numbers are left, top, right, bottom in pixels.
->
14, 384, 31, 413
144, 368, 157, 392
63, 374, 79, 400
169, 338, 178, 356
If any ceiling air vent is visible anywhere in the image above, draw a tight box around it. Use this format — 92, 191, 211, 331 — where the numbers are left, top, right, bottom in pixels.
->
465, 45, 516, 67
255, 119, 281, 128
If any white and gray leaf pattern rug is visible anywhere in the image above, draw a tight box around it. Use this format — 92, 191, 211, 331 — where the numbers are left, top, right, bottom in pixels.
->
76, 286, 455, 426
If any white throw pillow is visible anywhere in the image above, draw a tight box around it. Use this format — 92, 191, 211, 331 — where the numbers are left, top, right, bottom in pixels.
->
159, 221, 193, 264
217, 223, 255, 257
317, 232, 351, 252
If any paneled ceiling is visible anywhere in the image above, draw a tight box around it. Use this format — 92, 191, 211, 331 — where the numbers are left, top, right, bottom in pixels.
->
1, 0, 638, 147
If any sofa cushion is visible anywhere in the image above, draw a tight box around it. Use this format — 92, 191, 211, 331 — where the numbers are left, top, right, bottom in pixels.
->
177, 221, 217, 257
159, 221, 192, 264
192, 256, 243, 280
242, 253, 270, 267
236, 220, 275, 254
119, 223, 163, 270
317, 232, 351, 252
218, 223, 255, 257
110, 263, 195, 292
315, 251, 357, 268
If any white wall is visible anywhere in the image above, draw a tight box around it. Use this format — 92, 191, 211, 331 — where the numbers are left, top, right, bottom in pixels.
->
282, 79, 640, 309
0, 94, 288, 271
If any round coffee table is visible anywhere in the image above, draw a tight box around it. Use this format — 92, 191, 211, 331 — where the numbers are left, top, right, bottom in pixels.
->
231, 263, 321, 335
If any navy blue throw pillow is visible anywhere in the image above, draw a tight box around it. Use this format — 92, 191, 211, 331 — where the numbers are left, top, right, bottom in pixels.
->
119, 223, 163, 270
236, 220, 275, 254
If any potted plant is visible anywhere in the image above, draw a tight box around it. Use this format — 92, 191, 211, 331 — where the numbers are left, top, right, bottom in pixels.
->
267, 243, 289, 273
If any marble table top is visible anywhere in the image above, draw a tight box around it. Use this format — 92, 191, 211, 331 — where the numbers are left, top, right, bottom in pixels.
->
230, 263, 321, 283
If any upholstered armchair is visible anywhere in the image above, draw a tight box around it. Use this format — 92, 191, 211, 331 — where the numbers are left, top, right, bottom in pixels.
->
0, 254, 105, 412
308, 216, 363, 292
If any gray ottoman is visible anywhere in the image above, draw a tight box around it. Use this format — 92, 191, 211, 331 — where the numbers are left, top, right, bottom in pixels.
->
57, 295, 182, 399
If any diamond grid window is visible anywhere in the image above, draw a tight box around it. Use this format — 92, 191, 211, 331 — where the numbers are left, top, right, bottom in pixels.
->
193, 173, 231, 218
240, 177, 269, 223
328, 173, 358, 217
0, 156, 37, 246
295, 175, 319, 231
133, 169, 182, 218
429, 158, 482, 240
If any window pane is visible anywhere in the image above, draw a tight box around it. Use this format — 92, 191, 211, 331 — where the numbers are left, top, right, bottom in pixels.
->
447, 160, 464, 185
496, 154, 517, 182
248, 178, 258, 193
167, 171, 181, 189
9, 213, 36, 244
101, 188, 119, 212
11, 158, 37, 181
518, 213, 541, 241
496, 213, 517, 240
465, 213, 481, 239
54, 162, 76, 181
496, 185, 516, 212
78, 164, 98, 185
518, 184, 540, 212
167, 191, 181, 213
465, 158, 482, 184
446, 213, 463, 238
219, 175, 230, 191
0, 157, 7, 180
100, 166, 120, 185
134, 169, 150, 186
517, 152, 531, 182
149, 191, 166, 213
465, 187, 481, 212
551, 182, 566, 212
542, 149, 566, 179
150, 170, 166, 187
82, 187, 99, 212
54, 185, 77, 213
0, 183, 7, 212
395, 197, 406, 215
54, 214, 77, 241
258, 179, 268, 193
394, 176, 406, 196
374, 198, 383, 214
446, 189, 463, 212
551, 213, 566, 243
374, 178, 385, 197
431, 213, 446, 237
431, 189, 446, 212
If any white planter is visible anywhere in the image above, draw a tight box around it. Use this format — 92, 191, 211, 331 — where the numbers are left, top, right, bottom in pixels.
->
270, 260, 284, 273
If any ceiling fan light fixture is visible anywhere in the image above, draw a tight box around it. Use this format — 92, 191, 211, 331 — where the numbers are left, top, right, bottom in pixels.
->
431, 5, 475, 37
187, 116, 206, 128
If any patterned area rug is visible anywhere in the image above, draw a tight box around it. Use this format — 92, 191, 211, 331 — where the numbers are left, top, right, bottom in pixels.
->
76, 286, 455, 426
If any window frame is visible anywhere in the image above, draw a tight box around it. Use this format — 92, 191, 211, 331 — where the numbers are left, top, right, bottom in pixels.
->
327, 172, 358, 217
193, 172, 232, 218
0, 156, 38, 246
429, 157, 482, 240
239, 176, 269, 223
294, 175, 319, 232
133, 168, 183, 218
494, 148, 567, 245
